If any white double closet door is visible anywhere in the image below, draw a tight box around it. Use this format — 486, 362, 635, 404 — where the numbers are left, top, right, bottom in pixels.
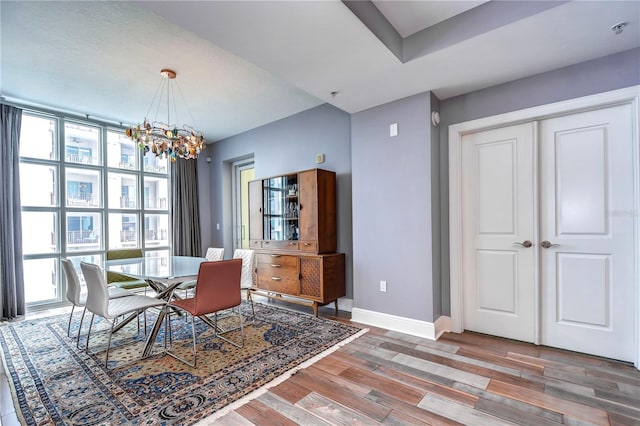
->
461, 103, 635, 362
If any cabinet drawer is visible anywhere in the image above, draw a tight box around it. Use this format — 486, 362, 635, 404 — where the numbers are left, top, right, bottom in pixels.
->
256, 253, 298, 267
257, 275, 299, 294
257, 262, 298, 279
262, 240, 299, 250
299, 241, 317, 252
250, 240, 262, 249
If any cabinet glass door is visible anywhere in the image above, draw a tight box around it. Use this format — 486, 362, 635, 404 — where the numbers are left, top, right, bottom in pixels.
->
263, 174, 298, 241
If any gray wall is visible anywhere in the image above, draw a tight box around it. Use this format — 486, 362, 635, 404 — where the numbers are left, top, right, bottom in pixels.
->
438, 47, 640, 315
351, 92, 436, 321
199, 47, 639, 323
200, 103, 354, 298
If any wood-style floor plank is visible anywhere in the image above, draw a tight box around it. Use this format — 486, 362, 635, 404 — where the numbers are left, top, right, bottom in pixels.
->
474, 397, 563, 426
222, 307, 640, 426
452, 382, 565, 424
236, 399, 299, 426
417, 393, 517, 426
296, 392, 382, 426
487, 379, 610, 424
365, 389, 464, 426
256, 392, 332, 426
14, 303, 640, 426
213, 410, 256, 425
338, 366, 426, 405
289, 369, 392, 422
374, 365, 479, 407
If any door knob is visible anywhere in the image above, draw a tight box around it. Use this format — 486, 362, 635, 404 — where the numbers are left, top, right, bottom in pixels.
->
514, 240, 533, 248
541, 240, 559, 249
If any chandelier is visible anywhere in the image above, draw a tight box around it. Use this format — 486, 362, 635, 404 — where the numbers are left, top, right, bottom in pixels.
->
126, 69, 205, 161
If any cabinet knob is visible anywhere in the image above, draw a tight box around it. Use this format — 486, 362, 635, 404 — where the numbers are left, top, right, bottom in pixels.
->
271, 276, 282, 281
304, 242, 311, 246
271, 264, 281, 267
271, 254, 281, 258
290, 242, 297, 245
264, 241, 269, 244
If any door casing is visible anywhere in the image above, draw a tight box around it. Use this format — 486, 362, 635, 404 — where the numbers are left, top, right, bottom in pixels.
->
448, 86, 640, 368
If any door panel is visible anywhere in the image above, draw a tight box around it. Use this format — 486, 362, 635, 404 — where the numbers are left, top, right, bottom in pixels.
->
477, 250, 516, 313
556, 253, 610, 328
555, 127, 608, 235
462, 123, 535, 342
477, 141, 515, 234
540, 104, 635, 361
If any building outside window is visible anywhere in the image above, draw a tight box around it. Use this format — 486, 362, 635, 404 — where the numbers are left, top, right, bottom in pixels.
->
19, 112, 171, 308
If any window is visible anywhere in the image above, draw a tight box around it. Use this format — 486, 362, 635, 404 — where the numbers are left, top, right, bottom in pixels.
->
66, 146, 92, 163
19, 112, 171, 308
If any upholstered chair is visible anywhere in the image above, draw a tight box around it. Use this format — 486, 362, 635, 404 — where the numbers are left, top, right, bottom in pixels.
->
166, 259, 244, 367
62, 258, 131, 344
80, 261, 166, 368
233, 249, 256, 320
177, 247, 225, 294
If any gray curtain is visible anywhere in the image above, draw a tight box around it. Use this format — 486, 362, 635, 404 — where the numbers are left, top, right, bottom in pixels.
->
0, 104, 25, 321
171, 158, 202, 256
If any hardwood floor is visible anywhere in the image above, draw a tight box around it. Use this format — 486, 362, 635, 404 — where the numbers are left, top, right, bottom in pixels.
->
216, 313, 640, 426
3, 305, 639, 425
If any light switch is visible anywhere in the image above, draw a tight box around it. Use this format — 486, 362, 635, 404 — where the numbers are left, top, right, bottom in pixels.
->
390, 123, 398, 137
315, 153, 325, 164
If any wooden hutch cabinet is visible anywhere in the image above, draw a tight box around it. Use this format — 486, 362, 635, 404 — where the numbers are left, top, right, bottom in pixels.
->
248, 168, 345, 316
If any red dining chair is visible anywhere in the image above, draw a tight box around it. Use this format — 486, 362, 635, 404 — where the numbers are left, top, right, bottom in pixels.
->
166, 259, 244, 367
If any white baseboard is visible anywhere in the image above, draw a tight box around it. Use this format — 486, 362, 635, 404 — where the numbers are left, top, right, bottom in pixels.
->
435, 315, 452, 339
351, 308, 450, 340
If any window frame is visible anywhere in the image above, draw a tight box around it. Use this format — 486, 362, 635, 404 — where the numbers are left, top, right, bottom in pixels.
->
19, 109, 172, 309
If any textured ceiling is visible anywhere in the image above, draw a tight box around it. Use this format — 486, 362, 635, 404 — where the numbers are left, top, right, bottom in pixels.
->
1, 1, 638, 142
0, 1, 323, 141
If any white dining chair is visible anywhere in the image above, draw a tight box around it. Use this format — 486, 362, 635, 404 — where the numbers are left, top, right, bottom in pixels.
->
62, 258, 132, 345
233, 249, 256, 321
177, 248, 224, 295
80, 261, 167, 368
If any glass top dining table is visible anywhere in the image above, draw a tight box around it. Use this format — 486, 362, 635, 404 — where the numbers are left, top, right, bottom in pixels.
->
103, 255, 206, 285
103, 255, 208, 358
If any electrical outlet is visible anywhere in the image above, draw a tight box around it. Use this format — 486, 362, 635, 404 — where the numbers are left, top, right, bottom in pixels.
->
380, 280, 387, 292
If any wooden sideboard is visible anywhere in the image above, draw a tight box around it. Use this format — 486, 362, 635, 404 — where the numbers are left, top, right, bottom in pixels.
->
248, 168, 345, 315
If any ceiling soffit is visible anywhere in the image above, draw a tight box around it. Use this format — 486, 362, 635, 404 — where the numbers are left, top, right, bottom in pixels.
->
343, 0, 570, 63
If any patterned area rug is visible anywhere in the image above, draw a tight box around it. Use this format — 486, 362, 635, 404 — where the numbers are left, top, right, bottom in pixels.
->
0, 302, 364, 425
